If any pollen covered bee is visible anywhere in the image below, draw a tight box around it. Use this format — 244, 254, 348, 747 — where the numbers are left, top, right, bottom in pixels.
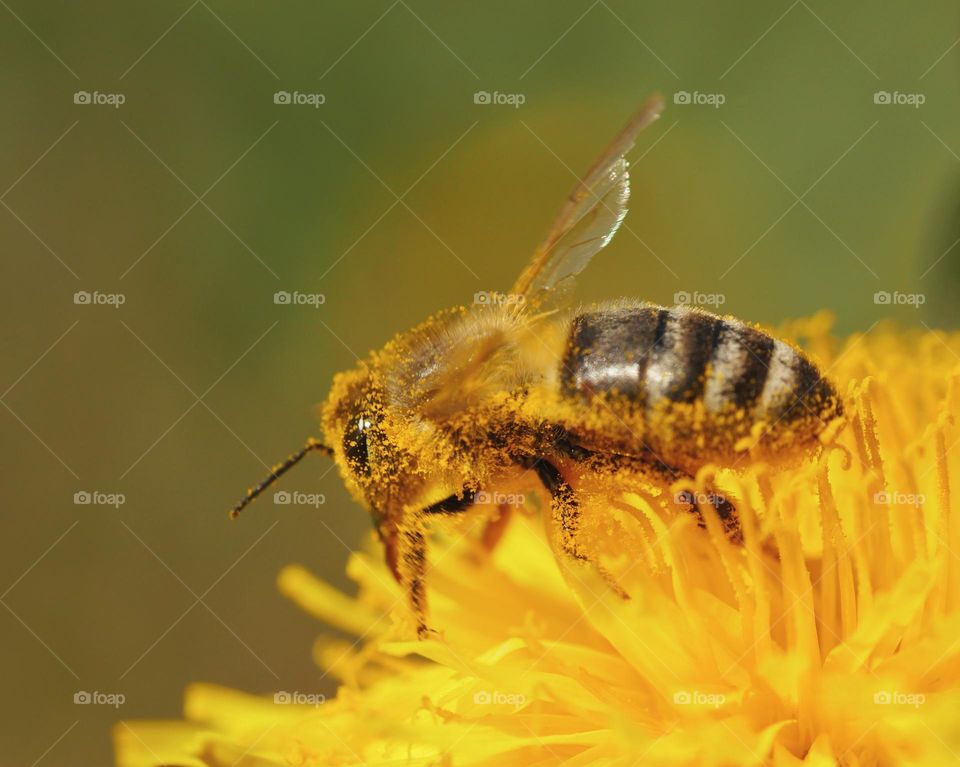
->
231, 94, 843, 637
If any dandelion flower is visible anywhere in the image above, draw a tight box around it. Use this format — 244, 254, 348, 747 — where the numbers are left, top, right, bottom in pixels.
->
116, 316, 960, 766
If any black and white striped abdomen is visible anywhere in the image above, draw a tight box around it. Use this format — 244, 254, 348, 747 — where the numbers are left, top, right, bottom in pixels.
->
558, 304, 841, 458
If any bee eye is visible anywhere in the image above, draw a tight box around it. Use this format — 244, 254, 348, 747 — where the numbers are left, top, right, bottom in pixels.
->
343, 415, 372, 475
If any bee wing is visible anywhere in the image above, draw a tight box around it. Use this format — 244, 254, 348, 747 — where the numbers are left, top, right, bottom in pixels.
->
511, 93, 664, 304
416, 326, 512, 419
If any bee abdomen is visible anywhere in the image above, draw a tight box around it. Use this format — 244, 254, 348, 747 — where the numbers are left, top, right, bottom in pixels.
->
561, 305, 838, 426
560, 305, 664, 402
752, 337, 839, 423
700, 318, 774, 414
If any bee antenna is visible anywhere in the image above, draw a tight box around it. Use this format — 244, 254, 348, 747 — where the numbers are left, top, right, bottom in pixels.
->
229, 437, 333, 519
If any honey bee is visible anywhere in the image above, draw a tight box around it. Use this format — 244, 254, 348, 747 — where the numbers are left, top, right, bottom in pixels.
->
231, 93, 843, 637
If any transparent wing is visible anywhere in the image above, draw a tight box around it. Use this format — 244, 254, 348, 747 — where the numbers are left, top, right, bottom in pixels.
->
511, 93, 664, 303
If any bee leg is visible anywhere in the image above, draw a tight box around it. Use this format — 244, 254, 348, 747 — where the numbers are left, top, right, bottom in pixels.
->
480, 504, 512, 553
525, 457, 629, 599
463, 506, 512, 568
626, 457, 741, 542
378, 523, 402, 583
675, 486, 742, 543
395, 517, 434, 639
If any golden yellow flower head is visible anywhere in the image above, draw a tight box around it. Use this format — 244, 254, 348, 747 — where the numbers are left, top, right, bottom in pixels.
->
116, 316, 960, 766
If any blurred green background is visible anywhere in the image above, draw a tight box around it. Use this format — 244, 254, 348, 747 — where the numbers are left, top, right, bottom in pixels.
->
2, 2, 959, 764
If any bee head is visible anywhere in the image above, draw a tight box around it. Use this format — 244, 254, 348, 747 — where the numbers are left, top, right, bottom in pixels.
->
231, 352, 463, 577
322, 353, 485, 504
320, 362, 440, 517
